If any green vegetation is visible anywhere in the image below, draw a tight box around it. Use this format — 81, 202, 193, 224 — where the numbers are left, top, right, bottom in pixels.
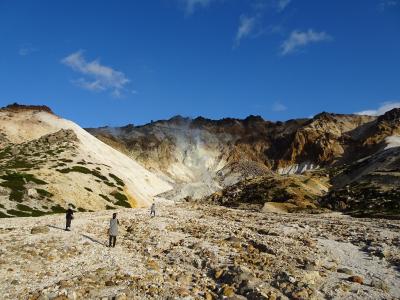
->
7, 209, 31, 217
112, 191, 128, 202
58, 166, 108, 181
106, 205, 115, 210
99, 194, 111, 201
13, 204, 47, 217
60, 159, 73, 163
77, 207, 87, 212
30, 210, 46, 217
6, 159, 34, 169
0, 211, 9, 218
51, 204, 66, 213
45, 150, 55, 156
109, 173, 125, 186
0, 172, 47, 202
104, 181, 115, 187
16, 204, 31, 211
111, 191, 131, 208
36, 188, 54, 198
0, 147, 11, 159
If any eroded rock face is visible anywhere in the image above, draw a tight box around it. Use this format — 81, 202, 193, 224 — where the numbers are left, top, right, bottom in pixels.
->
88, 112, 380, 177
88, 110, 400, 216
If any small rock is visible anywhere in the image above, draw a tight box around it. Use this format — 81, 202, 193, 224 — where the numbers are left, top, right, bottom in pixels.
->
337, 268, 353, 275
147, 259, 160, 271
115, 293, 127, 300
105, 280, 114, 286
347, 275, 363, 284
222, 285, 235, 297
215, 269, 224, 280
58, 280, 70, 288
303, 239, 317, 248
304, 263, 315, 271
302, 271, 320, 285
371, 278, 389, 292
292, 288, 309, 300
30, 226, 50, 234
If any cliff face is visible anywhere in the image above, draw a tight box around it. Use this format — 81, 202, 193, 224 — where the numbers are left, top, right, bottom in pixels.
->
89, 112, 385, 177
88, 112, 379, 180
88, 109, 400, 216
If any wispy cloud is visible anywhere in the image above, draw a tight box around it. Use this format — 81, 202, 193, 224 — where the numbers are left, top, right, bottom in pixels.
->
19, 44, 38, 56
272, 102, 287, 112
378, 0, 398, 11
280, 29, 332, 56
180, 0, 214, 15
234, 15, 258, 47
61, 51, 130, 97
276, 0, 291, 12
355, 101, 400, 116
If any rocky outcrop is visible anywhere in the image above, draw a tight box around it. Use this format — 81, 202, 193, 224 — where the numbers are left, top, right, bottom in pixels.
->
1, 103, 54, 114
205, 171, 330, 211
320, 146, 400, 218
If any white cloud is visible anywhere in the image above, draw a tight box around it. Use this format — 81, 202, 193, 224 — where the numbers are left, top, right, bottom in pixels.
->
234, 15, 258, 46
355, 101, 400, 116
180, 0, 214, 15
280, 29, 332, 56
61, 51, 130, 97
277, 0, 291, 12
19, 44, 38, 56
378, 0, 398, 11
272, 102, 287, 112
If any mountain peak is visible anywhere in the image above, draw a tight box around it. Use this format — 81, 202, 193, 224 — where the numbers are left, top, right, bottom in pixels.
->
378, 107, 400, 122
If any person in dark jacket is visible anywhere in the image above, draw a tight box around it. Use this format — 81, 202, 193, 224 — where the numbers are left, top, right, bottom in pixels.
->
65, 208, 74, 231
150, 202, 156, 217
108, 213, 119, 247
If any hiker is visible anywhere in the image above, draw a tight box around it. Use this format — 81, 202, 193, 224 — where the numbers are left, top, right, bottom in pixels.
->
150, 202, 156, 217
65, 207, 74, 231
108, 213, 119, 247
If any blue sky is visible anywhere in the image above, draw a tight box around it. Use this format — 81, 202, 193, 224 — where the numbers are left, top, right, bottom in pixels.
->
0, 0, 399, 127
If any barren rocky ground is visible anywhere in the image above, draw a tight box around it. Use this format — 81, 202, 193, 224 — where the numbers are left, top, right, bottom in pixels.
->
0, 201, 399, 300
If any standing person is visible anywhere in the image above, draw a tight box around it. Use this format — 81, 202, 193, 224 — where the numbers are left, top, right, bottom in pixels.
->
65, 207, 74, 231
150, 202, 156, 217
108, 213, 119, 247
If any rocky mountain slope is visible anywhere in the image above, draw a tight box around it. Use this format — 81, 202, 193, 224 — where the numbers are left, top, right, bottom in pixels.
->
0, 104, 172, 217
205, 170, 330, 213
88, 109, 400, 216
0, 202, 399, 299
